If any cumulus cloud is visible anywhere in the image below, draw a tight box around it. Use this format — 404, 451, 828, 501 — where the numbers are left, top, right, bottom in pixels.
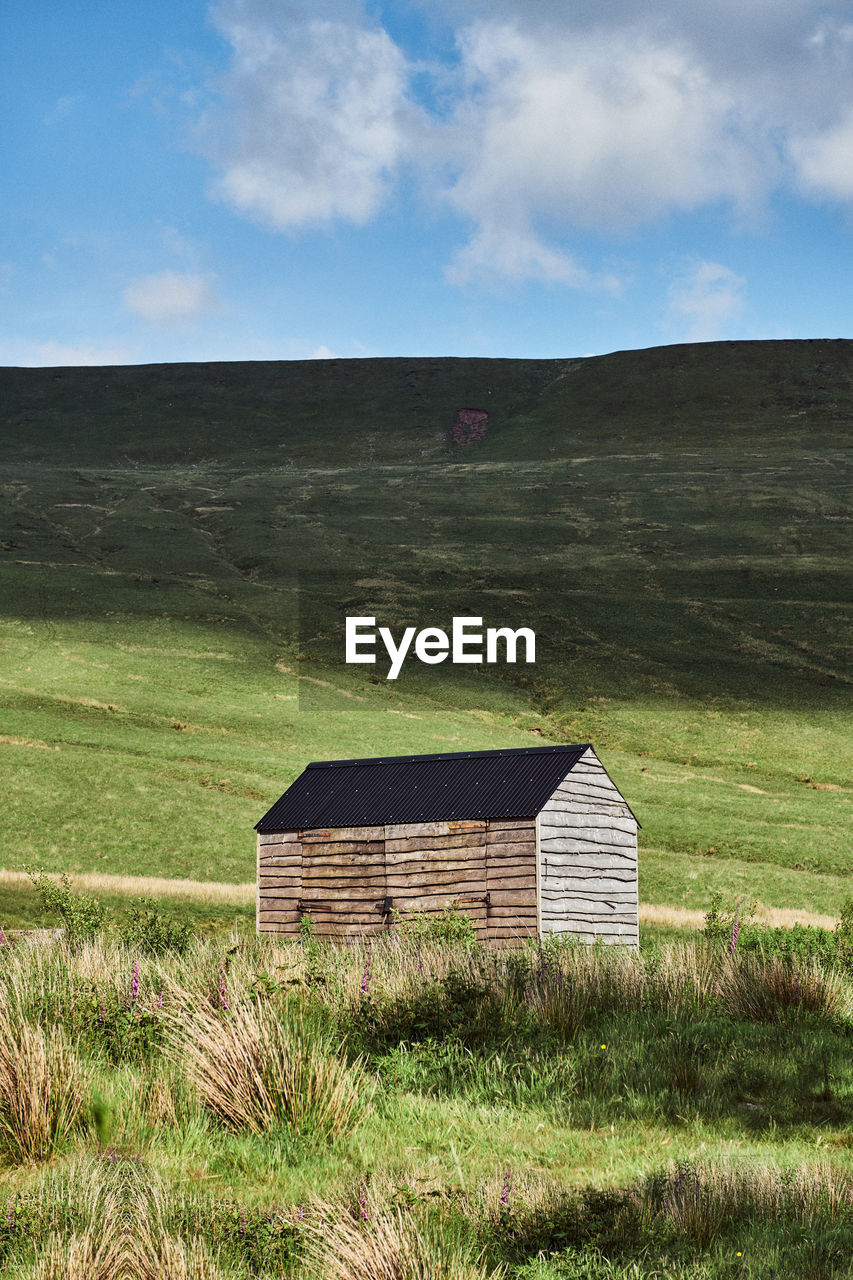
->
790, 107, 853, 200
441, 21, 771, 283
201, 0, 412, 229
667, 260, 746, 341
194, 0, 853, 283
123, 271, 220, 326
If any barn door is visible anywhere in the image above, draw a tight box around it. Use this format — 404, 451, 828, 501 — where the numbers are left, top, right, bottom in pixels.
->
385, 820, 489, 941
299, 826, 388, 938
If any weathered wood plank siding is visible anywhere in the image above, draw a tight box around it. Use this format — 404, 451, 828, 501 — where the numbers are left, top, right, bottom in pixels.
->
257, 830, 302, 935
301, 826, 387, 938
485, 819, 537, 943
387, 820, 489, 941
538, 748, 638, 946
257, 818, 538, 943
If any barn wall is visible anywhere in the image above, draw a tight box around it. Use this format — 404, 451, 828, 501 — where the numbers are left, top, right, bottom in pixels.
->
538, 748, 638, 945
257, 829, 302, 935
486, 818, 537, 943
257, 819, 537, 943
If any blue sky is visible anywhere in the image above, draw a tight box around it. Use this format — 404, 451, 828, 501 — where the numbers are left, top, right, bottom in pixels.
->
5, 0, 853, 366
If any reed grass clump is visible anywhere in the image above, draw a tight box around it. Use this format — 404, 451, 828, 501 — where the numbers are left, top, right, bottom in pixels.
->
302, 1197, 506, 1280
0, 1007, 90, 1164
169, 993, 374, 1140
716, 954, 851, 1023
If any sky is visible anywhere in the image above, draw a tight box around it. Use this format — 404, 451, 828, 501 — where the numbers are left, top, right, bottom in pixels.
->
4, 0, 853, 366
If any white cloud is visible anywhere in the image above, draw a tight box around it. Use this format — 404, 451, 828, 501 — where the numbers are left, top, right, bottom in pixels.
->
441, 22, 772, 281
194, 0, 853, 283
790, 107, 853, 200
667, 260, 746, 341
201, 0, 412, 230
308, 344, 340, 358
122, 271, 220, 326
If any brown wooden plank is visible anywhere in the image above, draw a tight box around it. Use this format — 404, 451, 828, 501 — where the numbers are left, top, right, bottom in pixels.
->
301, 841, 384, 857
487, 843, 536, 860
385, 832, 487, 854
386, 862, 486, 879
296, 853, 378, 871
302, 872, 387, 887
258, 876, 301, 890
258, 831, 299, 845
385, 867, 490, 889
384, 821, 453, 840
487, 818, 535, 832
384, 857, 490, 879
487, 906, 537, 919
485, 871, 536, 887
389, 873, 486, 895
389, 891, 484, 911
486, 889, 537, 907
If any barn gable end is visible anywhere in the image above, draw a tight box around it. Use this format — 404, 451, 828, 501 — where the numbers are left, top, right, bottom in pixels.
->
538, 747, 639, 945
255, 743, 637, 946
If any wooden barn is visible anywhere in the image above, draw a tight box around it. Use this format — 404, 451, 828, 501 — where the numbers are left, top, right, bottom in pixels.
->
255, 743, 639, 946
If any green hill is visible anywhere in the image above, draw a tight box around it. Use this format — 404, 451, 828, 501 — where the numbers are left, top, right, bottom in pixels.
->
0, 340, 850, 921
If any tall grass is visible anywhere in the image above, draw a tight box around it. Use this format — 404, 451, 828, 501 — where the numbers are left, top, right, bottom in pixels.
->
165, 989, 374, 1140
302, 1197, 506, 1280
0, 1005, 90, 1163
3, 1156, 240, 1280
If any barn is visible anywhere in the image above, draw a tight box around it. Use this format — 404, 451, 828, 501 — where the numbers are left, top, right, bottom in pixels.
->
255, 743, 639, 946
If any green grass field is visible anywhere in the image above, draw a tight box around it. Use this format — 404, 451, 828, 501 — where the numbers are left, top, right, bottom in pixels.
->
0, 340, 849, 921
0, 340, 851, 1277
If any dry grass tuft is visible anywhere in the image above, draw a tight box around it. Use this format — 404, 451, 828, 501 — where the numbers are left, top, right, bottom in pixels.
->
168, 993, 374, 1139
716, 954, 850, 1023
0, 1007, 90, 1163
303, 1198, 506, 1280
638, 1159, 853, 1246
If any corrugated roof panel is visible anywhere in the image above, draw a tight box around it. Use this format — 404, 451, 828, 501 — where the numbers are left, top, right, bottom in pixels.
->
255, 743, 591, 830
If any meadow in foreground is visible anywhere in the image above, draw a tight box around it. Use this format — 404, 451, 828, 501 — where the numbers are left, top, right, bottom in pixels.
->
0, 900, 851, 1279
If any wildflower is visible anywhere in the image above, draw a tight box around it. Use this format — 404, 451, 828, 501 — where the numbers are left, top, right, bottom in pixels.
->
359, 1181, 369, 1222
297, 1205, 304, 1222
600, 1044, 606, 1050
499, 1170, 513, 1211
360, 950, 372, 1000
218, 969, 229, 1011
98, 999, 106, 1026
157, 992, 163, 1009
131, 960, 140, 1001
239, 1211, 247, 1237
0, 928, 6, 945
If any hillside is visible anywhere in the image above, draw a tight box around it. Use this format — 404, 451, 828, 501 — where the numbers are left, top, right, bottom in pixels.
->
0, 340, 850, 920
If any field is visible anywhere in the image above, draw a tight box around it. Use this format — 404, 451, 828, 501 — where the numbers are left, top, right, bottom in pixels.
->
0, 339, 850, 1275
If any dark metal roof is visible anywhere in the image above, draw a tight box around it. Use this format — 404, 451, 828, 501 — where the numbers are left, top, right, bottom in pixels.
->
255, 743, 593, 831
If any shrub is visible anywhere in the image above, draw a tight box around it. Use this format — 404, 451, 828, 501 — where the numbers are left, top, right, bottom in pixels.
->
116, 899, 193, 957
0, 1009, 90, 1164
77, 983, 164, 1067
26, 871, 105, 951
393, 903, 480, 945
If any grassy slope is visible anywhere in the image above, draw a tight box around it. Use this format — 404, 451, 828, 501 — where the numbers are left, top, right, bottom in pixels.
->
0, 340, 850, 921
